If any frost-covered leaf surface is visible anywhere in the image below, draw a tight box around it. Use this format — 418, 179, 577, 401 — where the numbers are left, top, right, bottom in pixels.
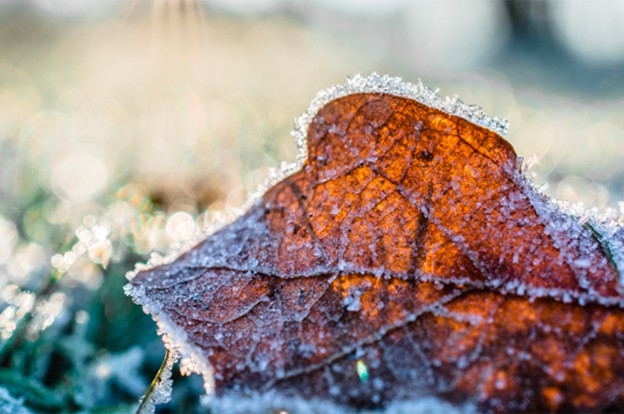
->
126, 75, 624, 413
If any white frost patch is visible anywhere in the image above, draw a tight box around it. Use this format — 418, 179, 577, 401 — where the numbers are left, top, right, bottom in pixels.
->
385, 398, 478, 414
344, 292, 362, 312
0, 387, 32, 414
208, 391, 477, 414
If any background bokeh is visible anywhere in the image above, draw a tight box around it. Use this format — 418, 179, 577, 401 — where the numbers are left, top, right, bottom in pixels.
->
1, 0, 623, 412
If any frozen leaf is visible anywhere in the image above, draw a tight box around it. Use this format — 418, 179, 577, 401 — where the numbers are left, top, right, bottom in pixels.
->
126, 74, 624, 413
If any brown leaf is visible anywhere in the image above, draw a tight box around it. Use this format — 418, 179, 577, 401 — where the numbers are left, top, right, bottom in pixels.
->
127, 77, 624, 413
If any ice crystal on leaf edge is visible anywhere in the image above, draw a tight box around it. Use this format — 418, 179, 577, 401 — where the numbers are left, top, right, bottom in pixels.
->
123, 73, 624, 413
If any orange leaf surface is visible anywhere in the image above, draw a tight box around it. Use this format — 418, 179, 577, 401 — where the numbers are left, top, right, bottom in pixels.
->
127, 75, 624, 413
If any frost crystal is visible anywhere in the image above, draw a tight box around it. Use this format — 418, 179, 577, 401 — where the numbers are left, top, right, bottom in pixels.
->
207, 391, 476, 414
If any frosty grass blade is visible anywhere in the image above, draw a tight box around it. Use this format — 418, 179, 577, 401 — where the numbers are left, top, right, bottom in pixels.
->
124, 73, 624, 412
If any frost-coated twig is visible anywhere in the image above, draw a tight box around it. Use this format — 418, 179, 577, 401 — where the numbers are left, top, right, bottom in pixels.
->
136, 349, 173, 414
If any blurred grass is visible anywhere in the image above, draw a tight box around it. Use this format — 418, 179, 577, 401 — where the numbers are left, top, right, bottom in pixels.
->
0, 1, 623, 412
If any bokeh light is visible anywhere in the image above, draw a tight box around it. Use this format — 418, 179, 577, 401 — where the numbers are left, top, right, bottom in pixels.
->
0, 217, 18, 265
403, 0, 510, 73
31, 0, 121, 19
550, 0, 624, 66
51, 151, 108, 202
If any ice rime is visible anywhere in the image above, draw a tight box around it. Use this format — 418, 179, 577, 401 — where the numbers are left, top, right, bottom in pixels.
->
291, 74, 509, 169
135, 349, 174, 414
208, 392, 477, 414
